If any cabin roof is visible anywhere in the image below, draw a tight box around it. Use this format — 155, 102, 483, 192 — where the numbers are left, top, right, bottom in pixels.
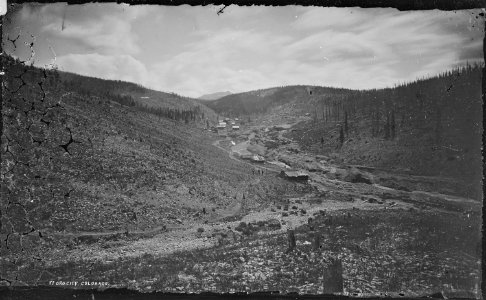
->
280, 170, 309, 178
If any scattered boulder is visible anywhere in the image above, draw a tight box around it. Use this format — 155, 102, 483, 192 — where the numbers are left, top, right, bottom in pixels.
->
304, 162, 322, 172
361, 195, 383, 204
235, 191, 244, 201
330, 168, 347, 180
343, 167, 374, 184
278, 156, 294, 167
176, 184, 189, 195
316, 155, 329, 161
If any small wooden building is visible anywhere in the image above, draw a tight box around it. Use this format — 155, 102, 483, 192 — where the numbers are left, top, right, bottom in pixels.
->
280, 170, 309, 181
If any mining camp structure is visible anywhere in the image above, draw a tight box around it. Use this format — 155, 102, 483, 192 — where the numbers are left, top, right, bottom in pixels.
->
217, 122, 227, 129
280, 170, 309, 181
240, 154, 265, 163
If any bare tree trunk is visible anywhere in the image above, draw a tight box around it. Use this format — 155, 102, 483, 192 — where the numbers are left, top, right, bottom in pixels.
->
322, 257, 344, 294
313, 232, 321, 251
287, 229, 296, 252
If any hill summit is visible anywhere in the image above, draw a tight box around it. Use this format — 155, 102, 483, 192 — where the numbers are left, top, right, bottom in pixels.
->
198, 91, 232, 101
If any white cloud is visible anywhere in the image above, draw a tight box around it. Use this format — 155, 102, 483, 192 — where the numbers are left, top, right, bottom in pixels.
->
144, 28, 294, 96
42, 8, 141, 55
6, 4, 483, 97
44, 18, 139, 55
15, 3, 151, 57
143, 7, 481, 96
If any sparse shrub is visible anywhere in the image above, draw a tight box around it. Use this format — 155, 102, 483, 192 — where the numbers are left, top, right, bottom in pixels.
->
235, 222, 247, 232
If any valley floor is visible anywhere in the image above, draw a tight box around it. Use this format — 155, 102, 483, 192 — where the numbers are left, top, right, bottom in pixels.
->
2, 118, 482, 298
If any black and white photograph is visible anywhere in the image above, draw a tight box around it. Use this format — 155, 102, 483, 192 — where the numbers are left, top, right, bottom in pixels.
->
1, 2, 484, 298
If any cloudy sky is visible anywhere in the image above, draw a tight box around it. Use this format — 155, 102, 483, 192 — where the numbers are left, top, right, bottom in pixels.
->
4, 4, 484, 97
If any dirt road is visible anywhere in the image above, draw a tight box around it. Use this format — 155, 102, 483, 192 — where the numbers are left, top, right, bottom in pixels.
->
50, 191, 411, 264
212, 139, 280, 173
50, 224, 188, 239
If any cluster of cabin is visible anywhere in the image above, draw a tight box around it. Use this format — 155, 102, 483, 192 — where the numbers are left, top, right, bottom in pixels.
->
213, 117, 240, 133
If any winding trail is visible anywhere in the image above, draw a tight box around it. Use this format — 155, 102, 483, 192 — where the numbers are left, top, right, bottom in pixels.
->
211, 139, 279, 173
50, 224, 189, 239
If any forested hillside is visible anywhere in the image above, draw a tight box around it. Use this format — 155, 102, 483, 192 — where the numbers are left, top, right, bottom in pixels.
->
287, 65, 483, 199
59, 69, 217, 124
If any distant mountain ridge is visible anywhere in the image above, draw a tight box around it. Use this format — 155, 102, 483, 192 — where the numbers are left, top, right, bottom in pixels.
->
198, 91, 232, 101
206, 85, 352, 116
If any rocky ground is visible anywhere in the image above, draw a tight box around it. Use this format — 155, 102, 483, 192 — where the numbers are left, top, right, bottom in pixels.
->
3, 120, 481, 298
